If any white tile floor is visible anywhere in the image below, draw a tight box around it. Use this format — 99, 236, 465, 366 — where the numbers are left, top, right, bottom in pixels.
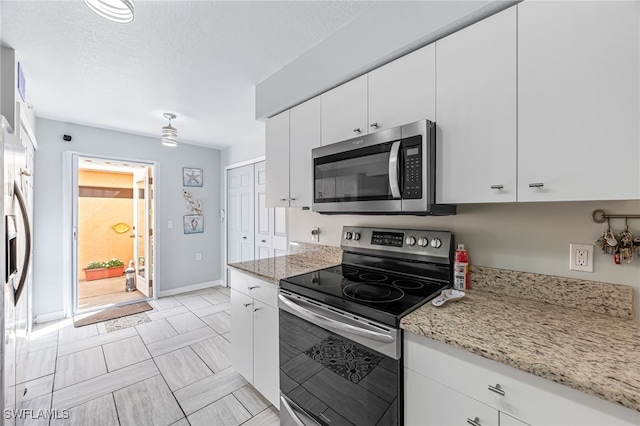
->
19, 286, 280, 426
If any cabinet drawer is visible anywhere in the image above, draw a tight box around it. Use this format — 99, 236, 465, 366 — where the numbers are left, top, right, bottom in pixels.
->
404, 332, 638, 425
229, 269, 278, 308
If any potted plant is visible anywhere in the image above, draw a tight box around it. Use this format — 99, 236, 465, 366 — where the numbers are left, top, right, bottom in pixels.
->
83, 259, 126, 281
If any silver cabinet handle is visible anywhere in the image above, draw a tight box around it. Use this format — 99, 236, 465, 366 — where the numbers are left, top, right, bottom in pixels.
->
388, 141, 401, 199
370, 122, 379, 128
278, 293, 394, 343
242, 236, 247, 239
247, 286, 259, 290
529, 182, 544, 188
467, 417, 481, 426
253, 308, 260, 312
488, 383, 505, 396
280, 198, 288, 201
243, 303, 252, 307
490, 185, 504, 190
261, 240, 266, 243
353, 128, 361, 133
290, 198, 296, 201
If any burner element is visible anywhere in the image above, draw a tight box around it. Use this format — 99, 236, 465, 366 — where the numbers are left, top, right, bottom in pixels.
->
391, 279, 424, 290
359, 273, 387, 282
340, 266, 359, 275
343, 283, 404, 303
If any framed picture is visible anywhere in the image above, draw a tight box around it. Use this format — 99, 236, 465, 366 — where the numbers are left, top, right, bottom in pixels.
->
183, 214, 204, 234
183, 167, 203, 187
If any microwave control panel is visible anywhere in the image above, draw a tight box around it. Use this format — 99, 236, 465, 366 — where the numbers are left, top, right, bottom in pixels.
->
403, 145, 422, 199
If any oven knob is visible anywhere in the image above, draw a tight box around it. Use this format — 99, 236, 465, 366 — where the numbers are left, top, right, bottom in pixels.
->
405, 236, 416, 246
344, 231, 353, 240
353, 232, 360, 241
418, 237, 428, 247
431, 238, 442, 248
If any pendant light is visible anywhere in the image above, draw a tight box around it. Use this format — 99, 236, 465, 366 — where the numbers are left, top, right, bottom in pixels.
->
162, 113, 178, 147
84, 0, 134, 24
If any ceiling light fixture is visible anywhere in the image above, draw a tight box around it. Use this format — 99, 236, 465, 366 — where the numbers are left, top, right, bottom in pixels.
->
84, 0, 134, 24
162, 113, 178, 147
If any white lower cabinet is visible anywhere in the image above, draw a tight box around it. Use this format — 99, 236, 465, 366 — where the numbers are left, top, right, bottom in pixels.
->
404, 331, 639, 426
405, 367, 498, 426
229, 269, 279, 408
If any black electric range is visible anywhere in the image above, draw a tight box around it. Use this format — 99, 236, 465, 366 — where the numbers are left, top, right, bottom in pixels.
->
280, 226, 454, 327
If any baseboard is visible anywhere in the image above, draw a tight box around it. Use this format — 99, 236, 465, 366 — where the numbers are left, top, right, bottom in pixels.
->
34, 310, 67, 324
158, 280, 224, 297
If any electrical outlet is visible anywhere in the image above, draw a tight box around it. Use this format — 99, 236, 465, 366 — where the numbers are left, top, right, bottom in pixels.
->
195, 252, 202, 261
569, 243, 593, 272
311, 227, 319, 242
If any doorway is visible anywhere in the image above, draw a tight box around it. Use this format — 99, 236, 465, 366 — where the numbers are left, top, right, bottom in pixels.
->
73, 155, 155, 313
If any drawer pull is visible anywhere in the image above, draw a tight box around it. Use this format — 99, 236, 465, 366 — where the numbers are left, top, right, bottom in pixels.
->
253, 308, 261, 312
488, 383, 505, 396
529, 182, 544, 188
243, 303, 252, 307
467, 417, 481, 426
490, 185, 504, 190
248, 286, 259, 290
353, 128, 361, 134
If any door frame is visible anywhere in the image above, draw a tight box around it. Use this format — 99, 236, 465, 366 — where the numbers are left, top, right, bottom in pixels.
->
62, 151, 159, 317
222, 156, 264, 286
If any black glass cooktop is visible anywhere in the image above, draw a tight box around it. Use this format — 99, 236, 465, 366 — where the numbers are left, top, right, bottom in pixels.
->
280, 264, 448, 327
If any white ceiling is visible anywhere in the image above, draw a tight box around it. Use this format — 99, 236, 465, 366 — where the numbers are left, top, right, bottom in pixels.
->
1, 1, 375, 149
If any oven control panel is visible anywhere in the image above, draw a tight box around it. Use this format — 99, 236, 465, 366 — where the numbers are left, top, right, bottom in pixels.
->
341, 226, 454, 262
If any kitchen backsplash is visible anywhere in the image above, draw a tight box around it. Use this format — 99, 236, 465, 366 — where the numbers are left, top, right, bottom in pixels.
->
470, 265, 633, 319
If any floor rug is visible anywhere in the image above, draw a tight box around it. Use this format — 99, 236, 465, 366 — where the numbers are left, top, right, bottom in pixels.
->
74, 301, 153, 327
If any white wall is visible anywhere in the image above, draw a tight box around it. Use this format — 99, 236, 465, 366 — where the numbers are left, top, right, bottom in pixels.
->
289, 200, 640, 322
34, 118, 221, 319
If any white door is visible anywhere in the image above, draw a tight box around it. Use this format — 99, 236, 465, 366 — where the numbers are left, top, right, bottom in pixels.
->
133, 168, 150, 297
227, 164, 255, 264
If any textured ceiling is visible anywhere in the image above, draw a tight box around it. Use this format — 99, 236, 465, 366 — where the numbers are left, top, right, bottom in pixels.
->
1, 1, 375, 149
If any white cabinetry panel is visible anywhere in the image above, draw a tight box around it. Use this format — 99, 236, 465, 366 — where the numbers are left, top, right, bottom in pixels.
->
369, 44, 435, 132
517, 1, 639, 201
265, 110, 290, 207
321, 75, 368, 145
230, 288, 253, 383
436, 7, 517, 203
289, 96, 321, 208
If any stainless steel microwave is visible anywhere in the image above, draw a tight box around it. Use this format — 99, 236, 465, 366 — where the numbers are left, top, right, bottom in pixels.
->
312, 119, 456, 215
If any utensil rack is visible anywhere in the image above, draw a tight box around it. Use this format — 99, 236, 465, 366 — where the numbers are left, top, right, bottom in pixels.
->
591, 209, 640, 224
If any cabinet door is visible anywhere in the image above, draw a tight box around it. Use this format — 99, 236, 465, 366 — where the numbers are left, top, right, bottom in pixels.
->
230, 289, 254, 383
518, 1, 639, 201
368, 43, 436, 132
265, 110, 290, 207
289, 96, 321, 208
499, 412, 530, 426
436, 7, 517, 203
405, 368, 498, 426
254, 161, 272, 260
321, 75, 368, 145
252, 301, 279, 408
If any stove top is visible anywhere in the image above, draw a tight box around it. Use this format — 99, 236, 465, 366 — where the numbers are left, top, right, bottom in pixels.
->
280, 264, 449, 327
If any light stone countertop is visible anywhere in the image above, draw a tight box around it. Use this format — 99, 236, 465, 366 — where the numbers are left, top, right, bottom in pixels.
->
227, 243, 342, 285
401, 289, 640, 412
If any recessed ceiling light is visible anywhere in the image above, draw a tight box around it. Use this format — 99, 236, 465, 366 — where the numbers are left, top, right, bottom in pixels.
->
84, 0, 134, 24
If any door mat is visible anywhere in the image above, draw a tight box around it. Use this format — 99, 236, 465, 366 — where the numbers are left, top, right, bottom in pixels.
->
74, 301, 153, 328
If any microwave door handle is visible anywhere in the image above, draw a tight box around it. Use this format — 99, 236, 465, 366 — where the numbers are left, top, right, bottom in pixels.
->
389, 141, 401, 199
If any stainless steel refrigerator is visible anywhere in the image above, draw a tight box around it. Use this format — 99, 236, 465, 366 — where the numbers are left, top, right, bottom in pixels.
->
2, 115, 34, 423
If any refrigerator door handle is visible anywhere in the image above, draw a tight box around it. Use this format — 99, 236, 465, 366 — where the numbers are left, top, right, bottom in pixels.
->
13, 180, 31, 305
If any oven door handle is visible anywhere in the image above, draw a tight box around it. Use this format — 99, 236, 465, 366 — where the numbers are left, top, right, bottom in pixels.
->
280, 395, 310, 426
388, 141, 401, 199
278, 293, 395, 343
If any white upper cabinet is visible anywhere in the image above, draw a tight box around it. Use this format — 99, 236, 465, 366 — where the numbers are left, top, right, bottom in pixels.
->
368, 43, 436, 133
265, 110, 290, 208
436, 7, 517, 204
517, 1, 640, 201
289, 96, 321, 207
321, 75, 368, 145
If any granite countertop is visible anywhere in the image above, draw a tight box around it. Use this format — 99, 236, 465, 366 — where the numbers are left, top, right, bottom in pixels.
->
227, 243, 342, 285
401, 289, 640, 412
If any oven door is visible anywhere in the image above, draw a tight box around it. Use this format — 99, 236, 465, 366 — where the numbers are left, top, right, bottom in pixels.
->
278, 290, 401, 426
